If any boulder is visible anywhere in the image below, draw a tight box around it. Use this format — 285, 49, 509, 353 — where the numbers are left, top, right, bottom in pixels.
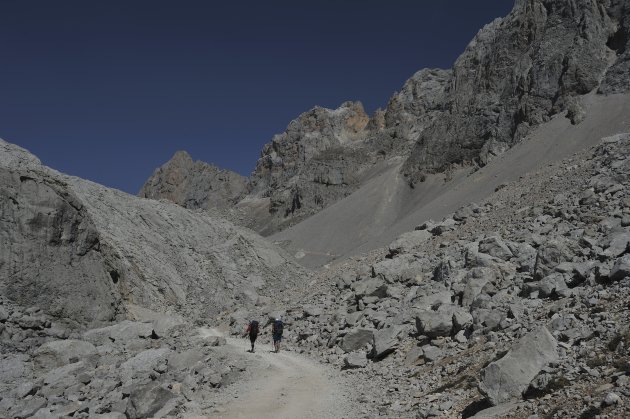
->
353, 278, 388, 299
340, 328, 375, 353
120, 348, 172, 381
302, 305, 323, 317
125, 382, 177, 419
533, 240, 575, 279
452, 308, 473, 332
479, 326, 558, 405
538, 273, 568, 298
0, 306, 8, 322
461, 268, 495, 307
610, 255, 630, 281
415, 309, 453, 338
601, 230, 630, 258
413, 291, 452, 311
403, 346, 424, 366
388, 230, 432, 255
83, 321, 154, 345
422, 345, 443, 362
34, 339, 97, 371
478, 236, 514, 261
371, 326, 402, 360
343, 352, 368, 369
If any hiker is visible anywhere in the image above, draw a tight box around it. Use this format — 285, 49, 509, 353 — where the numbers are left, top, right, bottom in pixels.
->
271, 317, 284, 353
244, 319, 259, 352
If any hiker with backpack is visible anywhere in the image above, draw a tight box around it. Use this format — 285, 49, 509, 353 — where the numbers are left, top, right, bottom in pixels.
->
272, 317, 283, 353
244, 319, 259, 353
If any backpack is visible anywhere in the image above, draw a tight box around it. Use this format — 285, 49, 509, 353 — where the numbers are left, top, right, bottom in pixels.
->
273, 319, 283, 335
250, 320, 259, 334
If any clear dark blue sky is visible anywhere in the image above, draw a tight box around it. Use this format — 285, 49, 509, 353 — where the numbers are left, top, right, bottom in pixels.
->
0, 1, 513, 194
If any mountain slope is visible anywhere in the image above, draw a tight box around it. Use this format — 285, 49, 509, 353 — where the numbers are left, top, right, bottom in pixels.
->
0, 139, 306, 325
272, 92, 630, 267
140, 0, 630, 255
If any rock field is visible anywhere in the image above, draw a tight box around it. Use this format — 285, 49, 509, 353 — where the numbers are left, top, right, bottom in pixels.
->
265, 133, 630, 418
2, 0, 630, 418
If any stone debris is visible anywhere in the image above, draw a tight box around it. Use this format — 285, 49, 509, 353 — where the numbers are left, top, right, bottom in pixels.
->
3, 1, 630, 417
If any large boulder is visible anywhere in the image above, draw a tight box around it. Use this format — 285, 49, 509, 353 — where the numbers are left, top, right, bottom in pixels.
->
340, 328, 375, 353
83, 321, 155, 346
343, 352, 368, 369
415, 308, 453, 338
478, 236, 514, 261
533, 240, 575, 280
352, 278, 388, 299
610, 255, 630, 281
120, 348, 172, 381
33, 340, 97, 371
479, 326, 559, 405
388, 230, 432, 256
371, 326, 403, 360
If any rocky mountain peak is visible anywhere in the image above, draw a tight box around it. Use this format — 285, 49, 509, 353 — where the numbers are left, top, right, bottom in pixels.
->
401, 0, 629, 185
139, 149, 246, 210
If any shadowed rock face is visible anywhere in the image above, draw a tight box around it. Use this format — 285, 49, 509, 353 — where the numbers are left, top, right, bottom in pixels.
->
139, 150, 246, 210
0, 139, 306, 326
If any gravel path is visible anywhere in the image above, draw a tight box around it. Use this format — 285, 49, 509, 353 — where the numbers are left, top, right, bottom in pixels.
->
202, 328, 357, 419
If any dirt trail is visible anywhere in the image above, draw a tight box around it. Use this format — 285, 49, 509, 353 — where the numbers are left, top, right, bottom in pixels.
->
202, 328, 353, 419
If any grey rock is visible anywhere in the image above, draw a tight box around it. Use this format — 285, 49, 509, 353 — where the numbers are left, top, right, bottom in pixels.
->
413, 291, 452, 311
602, 392, 621, 406
302, 305, 323, 317
126, 382, 177, 419
479, 326, 559, 405
402, 0, 619, 184
403, 346, 424, 366
0, 354, 31, 382
452, 308, 473, 332
601, 230, 630, 258
343, 351, 368, 369
167, 349, 205, 373
538, 273, 568, 298
533, 240, 575, 280
120, 348, 172, 380
388, 230, 432, 256
353, 278, 388, 299
478, 236, 514, 261
340, 328, 375, 353
14, 396, 47, 419
0, 306, 8, 322
83, 321, 154, 345
610, 255, 630, 281
415, 309, 453, 338
422, 345, 443, 363
0, 139, 306, 325
371, 326, 402, 360
34, 339, 97, 371
43, 361, 86, 386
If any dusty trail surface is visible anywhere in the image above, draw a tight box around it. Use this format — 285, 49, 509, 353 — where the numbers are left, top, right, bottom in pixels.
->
205, 328, 355, 419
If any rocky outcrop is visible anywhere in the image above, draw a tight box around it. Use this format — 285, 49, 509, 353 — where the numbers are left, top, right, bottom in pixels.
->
401, 0, 626, 185
479, 326, 559, 405
139, 150, 246, 210
140, 1, 630, 239
244, 101, 375, 234
0, 139, 306, 325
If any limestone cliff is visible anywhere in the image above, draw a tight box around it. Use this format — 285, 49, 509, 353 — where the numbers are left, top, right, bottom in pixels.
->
0, 139, 306, 325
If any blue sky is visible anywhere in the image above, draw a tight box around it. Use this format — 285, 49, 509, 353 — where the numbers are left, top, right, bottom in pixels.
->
0, 1, 513, 193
